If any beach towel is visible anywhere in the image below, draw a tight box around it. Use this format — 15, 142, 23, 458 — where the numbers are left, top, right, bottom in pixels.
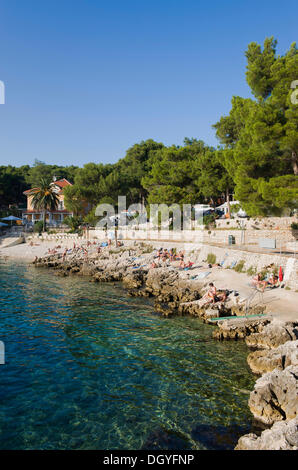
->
196, 271, 211, 279
184, 262, 194, 271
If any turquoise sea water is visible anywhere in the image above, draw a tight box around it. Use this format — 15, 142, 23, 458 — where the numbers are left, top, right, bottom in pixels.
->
0, 261, 255, 450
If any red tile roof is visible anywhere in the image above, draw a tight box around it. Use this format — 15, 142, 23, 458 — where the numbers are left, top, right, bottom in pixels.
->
23, 179, 72, 195
23, 188, 38, 195
53, 179, 72, 188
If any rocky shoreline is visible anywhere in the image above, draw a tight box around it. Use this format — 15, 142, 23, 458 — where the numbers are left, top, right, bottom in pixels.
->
33, 243, 298, 450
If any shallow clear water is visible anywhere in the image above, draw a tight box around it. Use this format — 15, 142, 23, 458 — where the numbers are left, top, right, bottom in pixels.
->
0, 261, 255, 450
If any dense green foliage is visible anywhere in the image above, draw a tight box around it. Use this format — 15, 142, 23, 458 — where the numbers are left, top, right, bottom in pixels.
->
0, 165, 30, 208
33, 220, 44, 234
142, 138, 233, 205
0, 37, 296, 218
26, 160, 78, 188
63, 215, 83, 233
213, 37, 298, 216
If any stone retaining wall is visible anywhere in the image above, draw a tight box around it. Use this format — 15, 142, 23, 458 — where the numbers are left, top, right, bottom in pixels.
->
203, 228, 296, 245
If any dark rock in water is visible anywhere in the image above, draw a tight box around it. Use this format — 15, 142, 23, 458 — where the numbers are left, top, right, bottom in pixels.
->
154, 300, 179, 317
141, 428, 190, 450
191, 423, 250, 450
123, 270, 146, 289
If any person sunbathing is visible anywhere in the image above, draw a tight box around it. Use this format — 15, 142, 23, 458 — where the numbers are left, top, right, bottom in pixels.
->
202, 283, 217, 305
202, 283, 227, 306
185, 261, 194, 269
268, 274, 279, 287
180, 260, 194, 269
169, 249, 175, 262
62, 248, 68, 261
252, 274, 267, 292
150, 261, 158, 269
178, 251, 185, 267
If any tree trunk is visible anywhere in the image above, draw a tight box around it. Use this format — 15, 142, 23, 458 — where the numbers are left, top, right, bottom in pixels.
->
226, 187, 231, 218
291, 151, 298, 175
43, 210, 46, 232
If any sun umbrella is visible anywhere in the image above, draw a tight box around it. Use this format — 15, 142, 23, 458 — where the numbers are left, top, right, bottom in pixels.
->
0, 222, 8, 227
1, 215, 22, 221
1, 215, 22, 226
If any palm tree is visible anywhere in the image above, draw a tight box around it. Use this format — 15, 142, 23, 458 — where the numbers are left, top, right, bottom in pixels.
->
28, 178, 59, 232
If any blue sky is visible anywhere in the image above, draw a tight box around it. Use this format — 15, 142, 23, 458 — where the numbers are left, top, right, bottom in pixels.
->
0, 0, 297, 167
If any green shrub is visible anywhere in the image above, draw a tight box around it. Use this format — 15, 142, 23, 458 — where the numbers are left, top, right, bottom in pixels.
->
272, 265, 278, 276
259, 269, 268, 281
246, 265, 257, 276
33, 220, 44, 234
83, 209, 100, 227
140, 244, 153, 254
291, 222, 298, 230
207, 253, 216, 264
64, 215, 82, 233
203, 213, 216, 228
233, 259, 245, 273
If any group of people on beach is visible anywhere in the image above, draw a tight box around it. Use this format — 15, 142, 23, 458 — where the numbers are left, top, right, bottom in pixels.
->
252, 272, 279, 292
36, 239, 284, 311
150, 248, 194, 270
41, 238, 126, 263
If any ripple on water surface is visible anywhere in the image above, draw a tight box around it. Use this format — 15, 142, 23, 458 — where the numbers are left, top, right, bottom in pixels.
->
0, 261, 254, 449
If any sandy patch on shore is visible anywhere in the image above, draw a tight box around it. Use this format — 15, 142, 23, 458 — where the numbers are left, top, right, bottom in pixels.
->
0, 240, 74, 262
183, 266, 298, 322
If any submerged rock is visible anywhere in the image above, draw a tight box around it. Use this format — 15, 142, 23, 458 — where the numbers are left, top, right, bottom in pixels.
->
141, 428, 190, 450
191, 423, 249, 450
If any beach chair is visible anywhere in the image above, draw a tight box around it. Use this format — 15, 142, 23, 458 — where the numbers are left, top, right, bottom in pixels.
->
229, 261, 237, 269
